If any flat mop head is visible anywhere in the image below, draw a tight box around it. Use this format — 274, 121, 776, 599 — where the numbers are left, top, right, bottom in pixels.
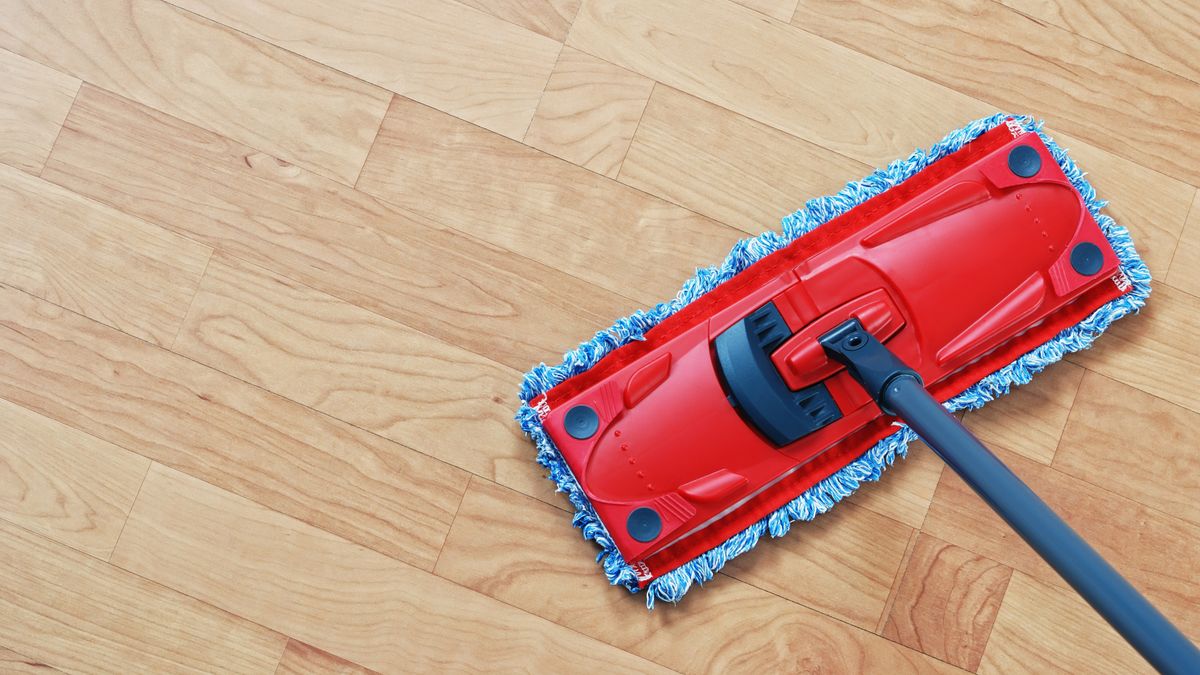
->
517, 114, 1150, 606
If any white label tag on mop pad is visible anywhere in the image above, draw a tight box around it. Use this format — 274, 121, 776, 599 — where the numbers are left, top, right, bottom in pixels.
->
533, 396, 551, 420
1112, 271, 1132, 292
1005, 119, 1026, 138
633, 560, 653, 582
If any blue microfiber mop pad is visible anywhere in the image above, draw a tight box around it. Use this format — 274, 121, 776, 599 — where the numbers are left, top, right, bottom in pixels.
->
516, 113, 1150, 608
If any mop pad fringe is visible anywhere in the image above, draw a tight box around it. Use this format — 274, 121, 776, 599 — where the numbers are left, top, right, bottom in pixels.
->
515, 113, 1150, 608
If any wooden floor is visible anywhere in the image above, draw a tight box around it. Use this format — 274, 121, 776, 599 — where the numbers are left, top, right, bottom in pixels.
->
0, 0, 1197, 672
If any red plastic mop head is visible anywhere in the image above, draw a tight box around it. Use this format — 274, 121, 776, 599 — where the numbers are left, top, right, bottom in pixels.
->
517, 115, 1148, 606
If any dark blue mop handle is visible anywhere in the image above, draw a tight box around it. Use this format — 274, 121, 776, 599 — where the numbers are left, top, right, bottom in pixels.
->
821, 319, 1200, 675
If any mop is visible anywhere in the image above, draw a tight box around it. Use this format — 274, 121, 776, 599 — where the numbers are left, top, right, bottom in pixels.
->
516, 113, 1199, 672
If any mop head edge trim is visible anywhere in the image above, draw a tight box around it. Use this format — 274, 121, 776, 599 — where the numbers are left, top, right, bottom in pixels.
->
515, 113, 1151, 608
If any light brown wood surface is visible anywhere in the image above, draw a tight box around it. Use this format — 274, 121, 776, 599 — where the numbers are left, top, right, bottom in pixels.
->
0, 0, 392, 184
0, 398, 149, 558
274, 640, 382, 675
882, 534, 1012, 671
1, 1, 1197, 672
0, 646, 62, 674
0, 162, 212, 346
112, 465, 666, 674
994, 0, 1200, 83
168, 0, 561, 141
790, 0, 1200, 185
0, 517, 288, 673
525, 47, 654, 178
0, 49, 79, 173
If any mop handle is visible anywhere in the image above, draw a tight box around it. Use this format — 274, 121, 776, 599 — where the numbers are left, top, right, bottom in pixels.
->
820, 319, 1200, 675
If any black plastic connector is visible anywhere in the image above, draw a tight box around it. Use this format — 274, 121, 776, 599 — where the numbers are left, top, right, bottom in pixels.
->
714, 303, 841, 446
819, 318, 920, 414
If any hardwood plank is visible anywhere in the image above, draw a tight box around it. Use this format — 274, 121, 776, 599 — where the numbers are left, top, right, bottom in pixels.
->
1056, 371, 1200, 528
962, 360, 1084, 464
0, 163, 211, 346
1069, 282, 1200, 414
174, 253, 553, 503
620, 85, 867, 234
845, 440, 944, 530
723, 502, 912, 630
569, 1, 1190, 278
42, 86, 634, 371
0, 0, 390, 184
456, 0, 581, 41
876, 530, 920, 633
435, 478, 964, 674
0, 646, 62, 674
275, 641, 380, 675
882, 534, 1012, 672
997, 0, 1200, 83
358, 96, 742, 304
525, 47, 654, 178
789, 0, 1200, 185
0, 285, 469, 570
733, 0, 797, 21
980, 572, 1150, 674
112, 465, 670, 674
1165, 190, 1200, 297
568, 0, 995, 168
0, 398, 149, 559
922, 444, 1200, 638
168, 0, 560, 140
0, 518, 285, 674
0, 48, 79, 173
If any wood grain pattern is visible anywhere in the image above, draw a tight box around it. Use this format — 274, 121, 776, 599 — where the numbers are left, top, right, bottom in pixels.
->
882, 534, 1012, 671
0, 285, 469, 570
168, 0, 560, 140
525, 47, 654, 178
1166, 190, 1200, 297
1057, 371, 1200, 528
620, 85, 868, 234
997, 0, 1200, 83
568, 0, 994, 167
0, 48, 79, 173
962, 360, 1084, 464
723, 502, 912, 630
174, 253, 553, 503
733, 0, 798, 21
0, 518, 286, 674
42, 86, 634, 371
456, 0, 581, 41
358, 96, 741, 304
981, 572, 1151, 674
0, 646, 61, 674
570, 0, 1190, 277
112, 465, 670, 674
875, 530, 920, 633
1069, 283, 1200, 414
275, 641, 380, 675
0, 0, 390, 184
923, 444, 1200, 639
436, 477, 962, 674
0, 163, 211, 346
790, 0, 1200, 185
0, 398, 149, 559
